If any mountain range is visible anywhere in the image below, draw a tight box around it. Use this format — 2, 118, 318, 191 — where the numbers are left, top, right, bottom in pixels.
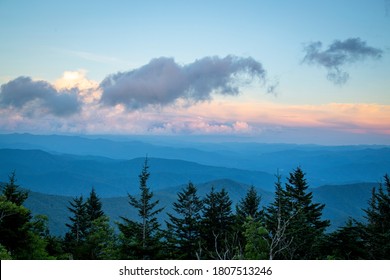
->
1, 133, 389, 186
22, 179, 375, 236
0, 133, 388, 236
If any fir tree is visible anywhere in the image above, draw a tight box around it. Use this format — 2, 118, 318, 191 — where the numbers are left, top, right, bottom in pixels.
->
166, 182, 203, 259
86, 216, 118, 260
362, 174, 390, 259
65, 196, 88, 243
0, 172, 50, 259
236, 185, 264, 221
2, 171, 28, 206
264, 172, 292, 260
235, 185, 264, 257
283, 167, 329, 259
84, 187, 115, 259
0, 171, 32, 256
86, 187, 104, 222
118, 157, 164, 259
0, 244, 12, 259
243, 217, 269, 260
265, 168, 329, 259
64, 195, 89, 259
324, 219, 368, 259
201, 187, 235, 259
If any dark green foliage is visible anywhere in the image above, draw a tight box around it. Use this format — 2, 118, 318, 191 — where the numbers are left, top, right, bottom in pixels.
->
86, 187, 104, 222
0, 244, 12, 259
64, 188, 113, 259
361, 174, 390, 259
64, 195, 89, 259
118, 158, 164, 259
2, 172, 28, 206
86, 216, 118, 260
264, 173, 291, 260
166, 182, 203, 259
0, 172, 50, 259
282, 167, 330, 259
243, 217, 269, 260
265, 168, 329, 259
0, 172, 32, 257
236, 185, 264, 221
65, 196, 88, 243
200, 187, 236, 259
235, 185, 264, 258
3, 161, 390, 260
45, 235, 67, 259
323, 219, 368, 259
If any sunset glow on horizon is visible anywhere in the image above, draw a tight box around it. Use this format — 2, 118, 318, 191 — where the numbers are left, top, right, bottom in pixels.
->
0, 0, 389, 144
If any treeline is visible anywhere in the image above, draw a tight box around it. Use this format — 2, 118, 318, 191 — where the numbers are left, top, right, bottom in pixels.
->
1, 159, 389, 260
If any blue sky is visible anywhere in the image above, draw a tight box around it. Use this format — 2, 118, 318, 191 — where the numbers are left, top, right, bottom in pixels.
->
0, 0, 389, 144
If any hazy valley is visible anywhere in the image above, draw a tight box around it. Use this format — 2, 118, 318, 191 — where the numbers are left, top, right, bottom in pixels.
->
1, 133, 388, 236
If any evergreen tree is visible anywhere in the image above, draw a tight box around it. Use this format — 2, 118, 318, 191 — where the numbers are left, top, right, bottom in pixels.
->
2, 171, 28, 206
65, 195, 88, 243
362, 174, 390, 259
86, 216, 118, 260
265, 168, 329, 259
86, 187, 104, 222
236, 186, 263, 221
21, 215, 52, 259
0, 244, 12, 260
118, 158, 164, 259
64, 195, 89, 259
0, 172, 32, 257
0, 197, 31, 258
84, 188, 116, 259
264, 173, 291, 260
0, 172, 50, 259
324, 219, 367, 259
243, 217, 269, 260
166, 182, 203, 259
283, 167, 329, 259
0, 195, 20, 223
200, 187, 235, 259
235, 186, 264, 257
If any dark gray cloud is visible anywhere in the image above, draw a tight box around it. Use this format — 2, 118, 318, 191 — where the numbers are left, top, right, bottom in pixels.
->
100, 55, 267, 109
0, 76, 81, 117
302, 38, 383, 85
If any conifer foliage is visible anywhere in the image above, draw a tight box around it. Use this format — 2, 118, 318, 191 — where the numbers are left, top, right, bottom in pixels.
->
200, 187, 235, 259
265, 168, 330, 259
64, 188, 113, 259
362, 174, 390, 259
166, 182, 203, 259
236, 185, 264, 221
235, 185, 264, 258
2, 164, 390, 260
0, 172, 50, 259
118, 158, 164, 259
65, 195, 88, 245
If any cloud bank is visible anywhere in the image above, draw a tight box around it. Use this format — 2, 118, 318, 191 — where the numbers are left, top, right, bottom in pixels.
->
0, 76, 82, 117
0, 54, 388, 144
99, 55, 267, 109
302, 38, 383, 84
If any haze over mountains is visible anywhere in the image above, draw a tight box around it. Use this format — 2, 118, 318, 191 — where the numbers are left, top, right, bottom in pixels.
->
1, 133, 389, 188
1, 133, 389, 235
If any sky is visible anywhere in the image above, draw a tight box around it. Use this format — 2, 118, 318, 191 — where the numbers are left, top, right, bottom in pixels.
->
0, 0, 389, 144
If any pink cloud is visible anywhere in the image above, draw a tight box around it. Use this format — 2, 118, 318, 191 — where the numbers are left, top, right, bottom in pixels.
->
1, 71, 388, 144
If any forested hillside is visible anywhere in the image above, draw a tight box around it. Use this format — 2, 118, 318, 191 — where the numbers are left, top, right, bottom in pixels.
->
1, 134, 388, 260
22, 180, 374, 236
1, 162, 389, 260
